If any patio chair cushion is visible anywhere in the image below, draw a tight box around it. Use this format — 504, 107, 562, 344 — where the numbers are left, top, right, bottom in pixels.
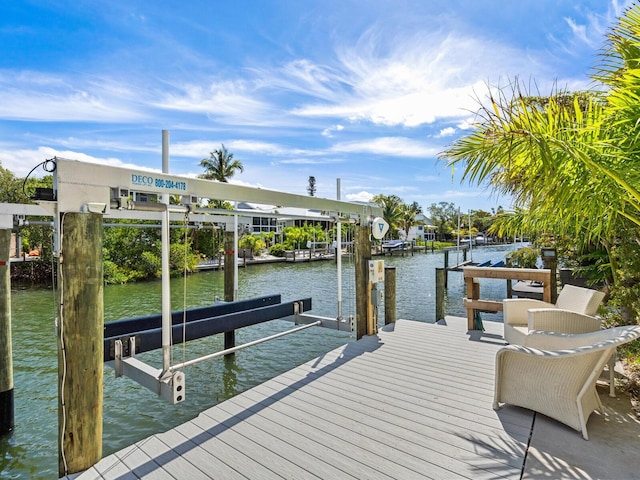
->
503, 285, 605, 344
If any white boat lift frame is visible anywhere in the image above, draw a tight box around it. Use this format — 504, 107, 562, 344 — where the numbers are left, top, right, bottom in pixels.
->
31, 157, 381, 404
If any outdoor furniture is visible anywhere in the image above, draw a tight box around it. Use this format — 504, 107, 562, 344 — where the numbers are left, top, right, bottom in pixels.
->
503, 284, 605, 345
493, 325, 640, 440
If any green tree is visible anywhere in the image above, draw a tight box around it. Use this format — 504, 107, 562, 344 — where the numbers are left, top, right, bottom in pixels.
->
307, 176, 316, 196
0, 165, 30, 203
470, 209, 495, 235
371, 194, 403, 238
398, 202, 421, 239
199, 144, 244, 182
0, 166, 55, 258
282, 225, 304, 250
427, 202, 457, 241
239, 233, 266, 256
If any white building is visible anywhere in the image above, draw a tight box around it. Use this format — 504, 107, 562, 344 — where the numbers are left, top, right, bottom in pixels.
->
404, 213, 436, 242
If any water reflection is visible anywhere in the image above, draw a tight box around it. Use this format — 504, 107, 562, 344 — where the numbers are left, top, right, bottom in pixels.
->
221, 355, 240, 399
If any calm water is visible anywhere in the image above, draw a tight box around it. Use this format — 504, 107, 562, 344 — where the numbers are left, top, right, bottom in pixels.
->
1, 245, 514, 479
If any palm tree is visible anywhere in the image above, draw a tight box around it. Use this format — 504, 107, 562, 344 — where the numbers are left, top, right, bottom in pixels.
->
371, 194, 403, 238
199, 144, 244, 182
438, 4, 640, 288
398, 203, 421, 240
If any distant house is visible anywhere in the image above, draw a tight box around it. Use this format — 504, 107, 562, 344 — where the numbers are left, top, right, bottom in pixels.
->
235, 202, 334, 235
405, 213, 436, 242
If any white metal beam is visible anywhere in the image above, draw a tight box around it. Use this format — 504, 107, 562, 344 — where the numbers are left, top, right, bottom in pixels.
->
53, 157, 382, 221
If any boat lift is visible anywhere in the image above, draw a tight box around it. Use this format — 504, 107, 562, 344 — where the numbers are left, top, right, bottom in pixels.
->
39, 157, 382, 404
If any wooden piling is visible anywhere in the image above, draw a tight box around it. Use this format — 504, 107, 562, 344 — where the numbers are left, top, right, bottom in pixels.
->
435, 267, 446, 321
58, 213, 103, 477
354, 225, 372, 339
384, 266, 396, 325
223, 231, 236, 352
0, 229, 13, 436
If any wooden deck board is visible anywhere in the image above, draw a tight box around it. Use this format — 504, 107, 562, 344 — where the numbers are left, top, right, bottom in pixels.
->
110, 440, 175, 480
66, 319, 532, 479
232, 383, 521, 479
153, 429, 247, 479
172, 420, 280, 480
191, 407, 328, 480
272, 361, 531, 435
215, 393, 460, 480
236, 384, 525, 472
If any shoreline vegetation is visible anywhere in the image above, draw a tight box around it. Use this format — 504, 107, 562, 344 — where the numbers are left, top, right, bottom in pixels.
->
9, 240, 466, 287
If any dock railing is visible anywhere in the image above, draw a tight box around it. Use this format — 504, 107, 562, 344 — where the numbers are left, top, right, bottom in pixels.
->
462, 266, 552, 330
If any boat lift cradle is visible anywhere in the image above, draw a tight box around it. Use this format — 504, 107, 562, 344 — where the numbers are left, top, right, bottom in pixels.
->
41, 157, 382, 404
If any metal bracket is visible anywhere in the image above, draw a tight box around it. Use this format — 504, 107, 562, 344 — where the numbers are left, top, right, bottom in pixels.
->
293, 301, 300, 324
113, 338, 185, 403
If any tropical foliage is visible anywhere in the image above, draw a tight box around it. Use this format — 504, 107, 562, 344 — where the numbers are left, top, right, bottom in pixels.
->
371, 194, 425, 239
439, 4, 640, 323
199, 144, 244, 209
427, 202, 458, 241
102, 220, 200, 284
199, 144, 244, 182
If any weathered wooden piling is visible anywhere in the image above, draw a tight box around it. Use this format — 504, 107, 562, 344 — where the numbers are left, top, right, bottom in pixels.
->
58, 213, 103, 477
435, 267, 446, 321
384, 266, 396, 325
354, 224, 373, 339
0, 229, 13, 436
223, 230, 236, 351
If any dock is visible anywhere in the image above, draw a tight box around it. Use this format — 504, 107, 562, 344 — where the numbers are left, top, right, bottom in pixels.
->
65, 318, 640, 479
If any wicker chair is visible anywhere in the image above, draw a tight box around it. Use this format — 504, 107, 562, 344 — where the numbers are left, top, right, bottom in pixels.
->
493, 325, 640, 440
503, 284, 605, 345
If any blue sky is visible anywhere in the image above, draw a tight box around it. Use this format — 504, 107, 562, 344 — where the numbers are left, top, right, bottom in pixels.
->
0, 0, 633, 212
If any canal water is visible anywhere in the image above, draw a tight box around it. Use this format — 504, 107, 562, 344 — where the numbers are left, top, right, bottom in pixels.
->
1, 244, 516, 479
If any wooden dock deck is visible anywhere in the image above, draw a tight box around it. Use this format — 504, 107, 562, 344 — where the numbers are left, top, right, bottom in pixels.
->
64, 317, 640, 479
68, 318, 536, 479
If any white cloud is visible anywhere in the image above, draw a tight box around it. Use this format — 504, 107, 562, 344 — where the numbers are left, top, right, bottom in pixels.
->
457, 118, 476, 130
154, 80, 275, 125
286, 26, 543, 127
53, 137, 158, 154
345, 191, 374, 202
564, 17, 598, 49
437, 127, 456, 137
0, 146, 154, 177
560, 1, 635, 53
0, 71, 147, 122
415, 174, 440, 182
321, 124, 344, 137
278, 158, 342, 165
332, 137, 438, 157
171, 141, 223, 158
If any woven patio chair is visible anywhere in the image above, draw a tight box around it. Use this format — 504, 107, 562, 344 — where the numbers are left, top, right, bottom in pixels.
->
503, 284, 605, 345
493, 325, 640, 440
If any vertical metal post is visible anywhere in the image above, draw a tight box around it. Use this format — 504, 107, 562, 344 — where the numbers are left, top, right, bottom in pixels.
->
161, 131, 171, 375
161, 206, 171, 374
336, 179, 342, 321
233, 204, 238, 301
0, 229, 13, 436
